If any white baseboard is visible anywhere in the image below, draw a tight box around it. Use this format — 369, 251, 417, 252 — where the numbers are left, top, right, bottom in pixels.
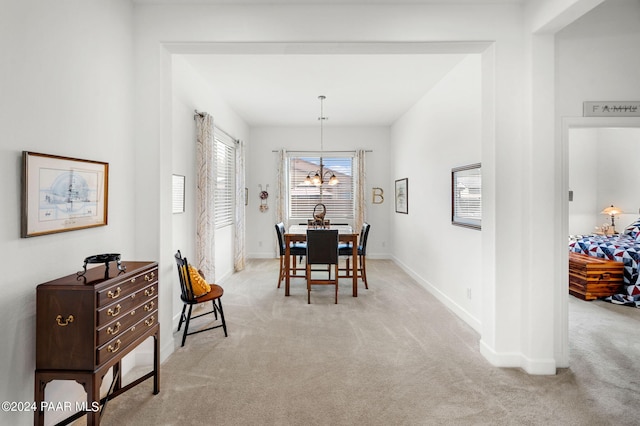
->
390, 255, 481, 333
480, 340, 557, 375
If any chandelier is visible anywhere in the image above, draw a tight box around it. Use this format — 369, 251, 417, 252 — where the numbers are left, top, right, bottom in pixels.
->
304, 95, 339, 186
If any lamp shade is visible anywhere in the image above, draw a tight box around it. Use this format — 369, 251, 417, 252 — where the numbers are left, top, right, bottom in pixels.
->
601, 205, 623, 216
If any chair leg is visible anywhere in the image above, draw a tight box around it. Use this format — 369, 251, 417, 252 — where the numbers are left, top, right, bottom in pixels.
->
334, 264, 339, 304
361, 255, 368, 289
212, 300, 218, 320
181, 304, 193, 347
177, 304, 187, 331
307, 264, 311, 304
277, 255, 284, 288
216, 298, 228, 337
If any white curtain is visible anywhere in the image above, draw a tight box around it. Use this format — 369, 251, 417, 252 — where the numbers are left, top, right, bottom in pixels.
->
355, 149, 367, 232
234, 139, 246, 271
195, 113, 216, 281
275, 149, 288, 256
276, 148, 288, 227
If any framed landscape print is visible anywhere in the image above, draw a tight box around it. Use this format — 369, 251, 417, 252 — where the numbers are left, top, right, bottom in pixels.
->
395, 178, 408, 214
22, 151, 109, 237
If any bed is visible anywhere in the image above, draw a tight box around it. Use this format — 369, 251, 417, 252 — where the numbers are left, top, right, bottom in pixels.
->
569, 218, 640, 307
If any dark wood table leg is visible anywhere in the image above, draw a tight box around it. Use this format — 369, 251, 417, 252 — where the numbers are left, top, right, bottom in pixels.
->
153, 327, 160, 394
352, 237, 358, 297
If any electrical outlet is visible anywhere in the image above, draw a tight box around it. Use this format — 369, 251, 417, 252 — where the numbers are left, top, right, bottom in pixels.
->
466, 288, 472, 299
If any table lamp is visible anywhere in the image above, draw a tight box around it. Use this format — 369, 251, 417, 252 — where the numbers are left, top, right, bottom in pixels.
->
601, 205, 623, 233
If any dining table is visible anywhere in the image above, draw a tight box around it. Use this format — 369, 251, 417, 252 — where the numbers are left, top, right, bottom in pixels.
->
284, 224, 359, 298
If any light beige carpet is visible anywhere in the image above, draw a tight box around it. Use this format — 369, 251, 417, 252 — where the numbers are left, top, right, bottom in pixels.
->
96, 259, 639, 426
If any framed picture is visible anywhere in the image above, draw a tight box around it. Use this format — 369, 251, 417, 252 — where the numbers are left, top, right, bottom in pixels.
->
21, 151, 109, 237
172, 174, 185, 213
451, 163, 482, 230
395, 178, 408, 214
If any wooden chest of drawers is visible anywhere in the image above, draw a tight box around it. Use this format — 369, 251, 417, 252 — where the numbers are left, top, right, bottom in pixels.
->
568, 252, 624, 300
35, 261, 160, 425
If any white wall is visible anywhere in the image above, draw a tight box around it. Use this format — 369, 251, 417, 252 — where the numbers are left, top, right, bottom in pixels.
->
247, 126, 391, 259
556, 0, 640, 119
596, 128, 640, 229
569, 128, 640, 235
391, 54, 483, 329
568, 128, 599, 234
0, 1, 135, 424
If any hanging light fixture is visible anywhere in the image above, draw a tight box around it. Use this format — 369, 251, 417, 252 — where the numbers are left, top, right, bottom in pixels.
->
304, 95, 339, 186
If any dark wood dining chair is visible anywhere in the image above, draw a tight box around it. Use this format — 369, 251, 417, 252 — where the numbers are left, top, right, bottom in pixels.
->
175, 250, 227, 347
275, 222, 307, 288
306, 229, 339, 304
339, 222, 371, 289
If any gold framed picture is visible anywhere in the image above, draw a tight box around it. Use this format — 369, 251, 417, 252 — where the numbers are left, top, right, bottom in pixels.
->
22, 151, 109, 237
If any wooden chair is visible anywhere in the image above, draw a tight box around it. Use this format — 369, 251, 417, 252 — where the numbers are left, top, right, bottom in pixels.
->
339, 223, 371, 289
275, 222, 307, 288
175, 250, 227, 347
306, 229, 339, 304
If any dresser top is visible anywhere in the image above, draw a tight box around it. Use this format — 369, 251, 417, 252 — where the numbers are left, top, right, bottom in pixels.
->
37, 261, 157, 289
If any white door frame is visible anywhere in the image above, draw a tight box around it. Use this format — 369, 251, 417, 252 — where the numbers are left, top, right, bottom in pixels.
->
558, 116, 640, 367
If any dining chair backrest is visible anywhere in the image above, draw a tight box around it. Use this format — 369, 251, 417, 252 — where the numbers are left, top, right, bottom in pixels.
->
275, 222, 286, 256
359, 223, 371, 255
306, 229, 339, 265
175, 250, 194, 302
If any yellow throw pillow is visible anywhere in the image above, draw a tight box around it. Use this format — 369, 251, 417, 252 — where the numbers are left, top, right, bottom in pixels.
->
187, 265, 211, 297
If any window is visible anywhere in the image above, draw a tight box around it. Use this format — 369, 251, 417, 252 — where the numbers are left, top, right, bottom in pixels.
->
451, 163, 481, 229
288, 152, 354, 221
214, 129, 235, 228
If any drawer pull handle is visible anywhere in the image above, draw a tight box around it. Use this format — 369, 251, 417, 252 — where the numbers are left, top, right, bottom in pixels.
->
107, 322, 121, 335
145, 316, 155, 327
131, 309, 136, 316
144, 272, 155, 281
108, 339, 122, 353
55, 315, 74, 327
144, 287, 155, 297
107, 287, 121, 299
107, 305, 121, 317
130, 277, 136, 283
131, 293, 136, 299
144, 301, 155, 312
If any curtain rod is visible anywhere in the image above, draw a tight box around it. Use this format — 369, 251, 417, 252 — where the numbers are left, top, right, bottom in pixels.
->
193, 110, 239, 144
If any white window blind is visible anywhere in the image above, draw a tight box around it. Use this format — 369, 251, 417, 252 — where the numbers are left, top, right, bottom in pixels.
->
288, 153, 354, 221
452, 164, 481, 229
214, 130, 235, 229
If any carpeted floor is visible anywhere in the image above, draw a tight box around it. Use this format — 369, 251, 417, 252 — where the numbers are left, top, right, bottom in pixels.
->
96, 259, 639, 426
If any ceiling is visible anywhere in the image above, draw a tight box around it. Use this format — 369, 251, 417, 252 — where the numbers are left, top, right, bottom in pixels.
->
145, 0, 505, 127
182, 53, 469, 127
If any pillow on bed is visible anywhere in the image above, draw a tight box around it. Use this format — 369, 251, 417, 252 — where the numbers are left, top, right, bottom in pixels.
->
622, 218, 640, 239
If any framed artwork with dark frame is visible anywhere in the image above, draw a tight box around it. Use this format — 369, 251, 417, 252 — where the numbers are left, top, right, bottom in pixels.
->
451, 163, 481, 230
21, 151, 109, 237
395, 178, 408, 214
